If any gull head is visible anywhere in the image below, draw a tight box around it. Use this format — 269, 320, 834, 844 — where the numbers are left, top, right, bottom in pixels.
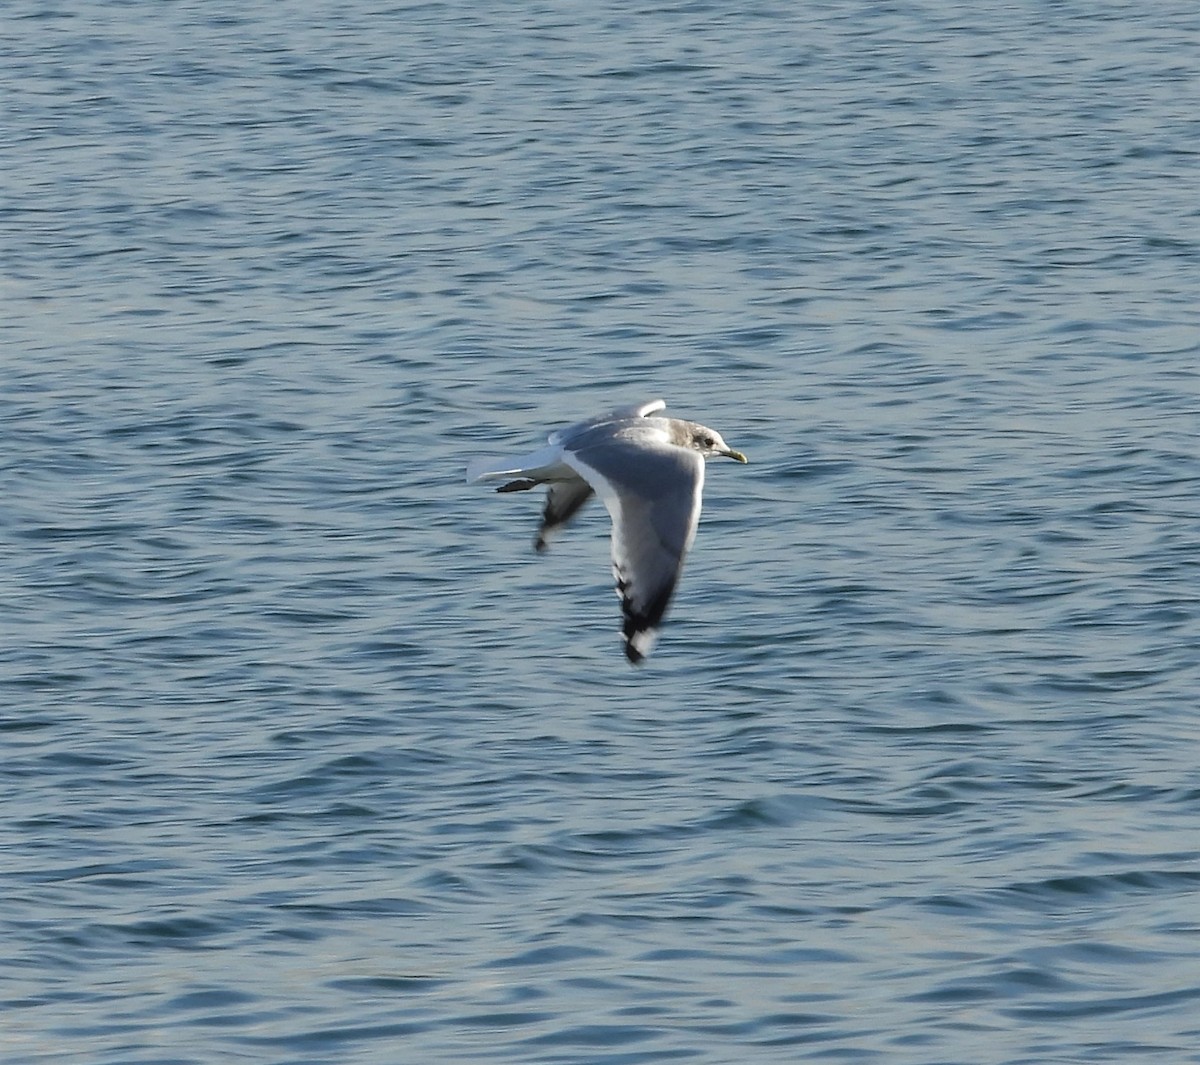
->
684, 423, 748, 464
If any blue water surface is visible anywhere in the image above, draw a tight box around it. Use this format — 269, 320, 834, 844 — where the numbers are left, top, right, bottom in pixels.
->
3, 1, 1199, 1062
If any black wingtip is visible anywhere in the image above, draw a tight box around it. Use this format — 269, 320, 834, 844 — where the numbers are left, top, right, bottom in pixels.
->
615, 573, 676, 666
621, 615, 658, 665
496, 478, 537, 493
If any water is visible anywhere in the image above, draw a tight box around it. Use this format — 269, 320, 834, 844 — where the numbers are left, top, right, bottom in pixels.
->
3, 1, 1198, 1062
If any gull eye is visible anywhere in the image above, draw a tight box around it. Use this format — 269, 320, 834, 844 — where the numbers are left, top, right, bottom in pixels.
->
702, 435, 714, 447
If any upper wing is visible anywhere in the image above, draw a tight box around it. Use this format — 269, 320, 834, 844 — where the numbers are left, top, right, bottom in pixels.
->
549, 399, 666, 446
469, 402, 667, 482
567, 432, 704, 663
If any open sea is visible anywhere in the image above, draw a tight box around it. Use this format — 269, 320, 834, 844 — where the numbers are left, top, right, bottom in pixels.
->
3, 2, 1199, 1062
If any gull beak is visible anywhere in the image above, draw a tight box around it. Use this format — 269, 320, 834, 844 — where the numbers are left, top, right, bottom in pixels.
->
722, 448, 748, 464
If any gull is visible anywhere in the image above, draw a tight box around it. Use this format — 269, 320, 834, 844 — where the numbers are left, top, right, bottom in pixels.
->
466, 399, 748, 663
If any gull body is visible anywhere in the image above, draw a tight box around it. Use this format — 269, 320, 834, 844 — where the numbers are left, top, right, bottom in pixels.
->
466, 399, 747, 663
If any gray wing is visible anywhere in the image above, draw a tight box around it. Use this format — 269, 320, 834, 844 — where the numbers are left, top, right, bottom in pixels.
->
567, 436, 705, 663
535, 477, 594, 552
548, 399, 666, 446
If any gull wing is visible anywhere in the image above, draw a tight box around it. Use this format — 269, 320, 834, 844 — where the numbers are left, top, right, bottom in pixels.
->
567, 433, 705, 663
468, 401, 666, 484
549, 399, 666, 446
535, 478, 594, 552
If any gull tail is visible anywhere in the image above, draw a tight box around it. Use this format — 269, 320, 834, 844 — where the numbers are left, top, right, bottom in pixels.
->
465, 444, 566, 486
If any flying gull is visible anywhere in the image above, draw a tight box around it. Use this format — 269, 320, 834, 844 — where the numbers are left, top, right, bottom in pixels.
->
466, 399, 748, 663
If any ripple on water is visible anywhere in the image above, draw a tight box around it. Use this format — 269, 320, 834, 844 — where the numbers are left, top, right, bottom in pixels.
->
3, 0, 1199, 1063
